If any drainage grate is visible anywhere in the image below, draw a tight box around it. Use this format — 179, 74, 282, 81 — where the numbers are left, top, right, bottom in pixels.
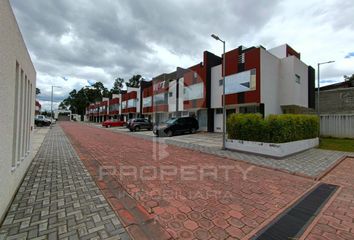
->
252, 183, 338, 240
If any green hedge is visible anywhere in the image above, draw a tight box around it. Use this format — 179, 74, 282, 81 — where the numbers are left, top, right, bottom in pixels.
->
227, 113, 319, 143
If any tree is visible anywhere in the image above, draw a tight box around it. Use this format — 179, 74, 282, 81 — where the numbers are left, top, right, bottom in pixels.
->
91, 82, 110, 98
109, 77, 124, 98
36, 88, 41, 95
344, 74, 354, 82
126, 74, 143, 88
59, 81, 110, 116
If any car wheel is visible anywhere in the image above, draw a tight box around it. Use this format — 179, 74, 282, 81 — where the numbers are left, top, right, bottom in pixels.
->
166, 130, 173, 137
191, 128, 196, 134
134, 126, 140, 131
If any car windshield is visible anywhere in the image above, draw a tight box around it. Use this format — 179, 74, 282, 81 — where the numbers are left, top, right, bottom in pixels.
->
165, 118, 177, 124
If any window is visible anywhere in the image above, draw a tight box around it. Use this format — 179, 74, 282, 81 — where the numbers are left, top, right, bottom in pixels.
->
184, 82, 204, 101
127, 99, 137, 108
219, 79, 223, 86
216, 108, 223, 114
193, 72, 198, 79
143, 96, 152, 107
169, 92, 173, 97
239, 105, 260, 114
153, 93, 167, 105
225, 69, 256, 94
122, 101, 127, 109
295, 74, 301, 84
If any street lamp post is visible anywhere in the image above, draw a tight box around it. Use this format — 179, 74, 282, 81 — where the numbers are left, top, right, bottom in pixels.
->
211, 34, 226, 150
317, 61, 335, 115
51, 85, 61, 126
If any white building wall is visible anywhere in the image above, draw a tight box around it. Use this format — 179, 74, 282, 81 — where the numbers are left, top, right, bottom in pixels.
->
213, 111, 223, 132
210, 64, 224, 132
178, 77, 184, 112
268, 44, 287, 59
118, 94, 122, 115
260, 48, 282, 115
279, 56, 309, 108
168, 80, 177, 112
136, 87, 141, 113
0, 0, 36, 222
210, 64, 223, 109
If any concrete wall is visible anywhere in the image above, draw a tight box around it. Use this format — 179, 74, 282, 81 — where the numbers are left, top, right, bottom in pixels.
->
136, 88, 141, 113
260, 48, 282, 115
0, 0, 36, 222
168, 80, 177, 113
279, 56, 309, 108
317, 88, 354, 114
210, 64, 223, 109
178, 77, 184, 112
268, 44, 287, 59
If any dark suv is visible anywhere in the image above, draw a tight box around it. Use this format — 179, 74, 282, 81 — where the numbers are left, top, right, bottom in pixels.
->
127, 118, 153, 131
153, 117, 199, 137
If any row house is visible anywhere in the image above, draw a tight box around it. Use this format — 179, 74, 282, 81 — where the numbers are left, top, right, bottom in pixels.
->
121, 87, 139, 121
85, 43, 315, 132
210, 44, 315, 132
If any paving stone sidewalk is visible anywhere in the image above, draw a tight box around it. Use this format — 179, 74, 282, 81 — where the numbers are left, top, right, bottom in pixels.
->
0, 126, 130, 240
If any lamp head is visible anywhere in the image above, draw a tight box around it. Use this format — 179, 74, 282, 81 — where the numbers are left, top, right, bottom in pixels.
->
211, 34, 220, 41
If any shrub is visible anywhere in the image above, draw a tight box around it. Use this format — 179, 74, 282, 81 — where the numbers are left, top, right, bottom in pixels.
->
227, 113, 319, 143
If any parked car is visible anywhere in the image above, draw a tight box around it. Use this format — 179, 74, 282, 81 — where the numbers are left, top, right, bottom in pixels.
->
153, 117, 199, 137
102, 119, 126, 128
127, 118, 153, 131
35, 115, 51, 127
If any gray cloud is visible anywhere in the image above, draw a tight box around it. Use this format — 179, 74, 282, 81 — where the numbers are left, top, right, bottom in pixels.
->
10, 0, 354, 110
11, 0, 280, 84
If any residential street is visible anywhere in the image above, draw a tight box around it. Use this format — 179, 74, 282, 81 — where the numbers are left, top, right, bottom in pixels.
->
2, 0, 354, 239
60, 122, 315, 239
1, 123, 354, 240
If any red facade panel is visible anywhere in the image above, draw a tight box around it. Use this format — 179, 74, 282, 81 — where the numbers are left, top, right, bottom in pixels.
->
224, 48, 261, 105
122, 107, 136, 114
183, 60, 207, 110
286, 45, 301, 59
143, 86, 153, 98
109, 98, 120, 105
142, 85, 153, 114
122, 91, 137, 101
153, 105, 168, 112
143, 107, 153, 113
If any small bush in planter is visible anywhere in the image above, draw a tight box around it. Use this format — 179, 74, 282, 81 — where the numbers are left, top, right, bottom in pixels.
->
227, 113, 319, 143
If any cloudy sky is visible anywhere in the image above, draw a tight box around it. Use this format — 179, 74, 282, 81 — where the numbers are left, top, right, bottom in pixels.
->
10, 0, 354, 110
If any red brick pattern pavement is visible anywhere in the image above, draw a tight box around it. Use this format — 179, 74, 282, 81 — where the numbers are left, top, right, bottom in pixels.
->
303, 158, 354, 240
60, 122, 315, 239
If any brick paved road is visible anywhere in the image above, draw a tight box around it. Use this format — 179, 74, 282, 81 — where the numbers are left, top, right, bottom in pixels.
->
0, 126, 130, 240
61, 122, 316, 239
303, 157, 354, 240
